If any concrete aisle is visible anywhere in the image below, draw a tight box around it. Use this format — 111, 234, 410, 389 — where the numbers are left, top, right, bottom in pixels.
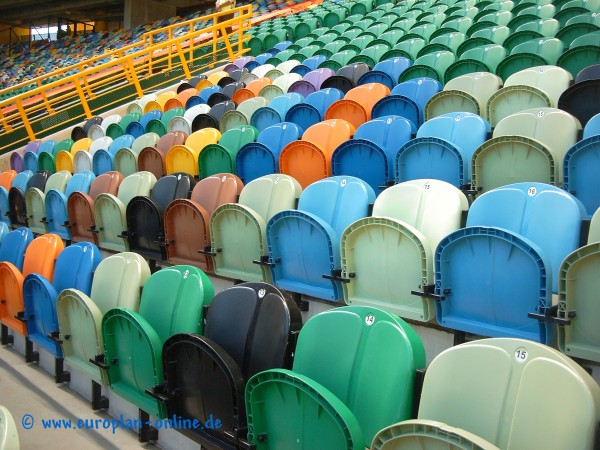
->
0, 344, 158, 449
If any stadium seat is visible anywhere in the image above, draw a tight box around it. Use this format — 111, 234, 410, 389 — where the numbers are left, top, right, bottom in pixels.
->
245, 306, 426, 449
92, 134, 135, 176
564, 130, 600, 218
155, 282, 302, 448
44, 171, 95, 240
220, 97, 269, 133
211, 174, 302, 283
137, 131, 186, 180
93, 171, 157, 252
372, 338, 600, 450
0, 171, 31, 227
67, 171, 123, 245
558, 66, 600, 128
0, 234, 64, 348
22, 242, 101, 381
325, 83, 391, 129
56, 252, 150, 388
445, 44, 508, 83
435, 183, 586, 343
88, 114, 120, 141
114, 132, 160, 177
198, 125, 258, 179
266, 176, 375, 301
495, 37, 564, 80
25, 170, 71, 235
331, 115, 414, 193
284, 87, 344, 131
250, 93, 303, 132
472, 108, 581, 193
397, 112, 490, 188
399, 51, 456, 83
341, 179, 468, 322
9, 171, 48, 229
100, 266, 213, 425
356, 57, 412, 89
164, 173, 242, 271
166, 128, 221, 176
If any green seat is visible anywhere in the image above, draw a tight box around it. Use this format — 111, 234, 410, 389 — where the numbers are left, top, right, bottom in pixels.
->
557, 31, 600, 78
146, 107, 184, 137
555, 3, 597, 27
323, 7, 347, 27
403, 23, 438, 42
486, 65, 572, 126
372, 28, 407, 48
293, 17, 318, 39
391, 37, 427, 61
315, 40, 347, 58
471, 107, 581, 193
392, 17, 418, 32
94, 171, 157, 252
462, 25, 511, 55
115, 132, 160, 177
351, 0, 374, 15
199, 125, 258, 178
555, 12, 600, 47
106, 113, 141, 140
349, 44, 392, 67
220, 97, 269, 133
318, 49, 358, 72
341, 180, 468, 322
39, 138, 72, 173
367, 23, 390, 38
426, 71, 502, 120
57, 252, 151, 384
373, 338, 600, 450
399, 51, 456, 82
102, 266, 214, 419
444, 44, 507, 82
496, 37, 564, 81
211, 174, 302, 283
0, 406, 19, 450
417, 11, 448, 27
25, 170, 71, 235
503, 18, 560, 51
245, 306, 426, 449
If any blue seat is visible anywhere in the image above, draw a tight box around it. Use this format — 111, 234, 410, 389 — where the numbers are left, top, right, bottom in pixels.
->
22, 242, 101, 381
331, 116, 414, 193
139, 111, 163, 132
564, 134, 600, 218
0, 223, 8, 244
200, 85, 222, 104
302, 54, 327, 71
266, 176, 375, 301
584, 112, 600, 139
435, 183, 587, 343
396, 112, 491, 188
250, 93, 303, 132
391, 78, 443, 124
44, 171, 96, 239
0, 228, 33, 270
285, 88, 344, 132
357, 57, 413, 89
93, 135, 135, 175
236, 122, 303, 184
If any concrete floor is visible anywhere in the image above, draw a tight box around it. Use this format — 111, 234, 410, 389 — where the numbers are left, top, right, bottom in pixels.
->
0, 343, 159, 450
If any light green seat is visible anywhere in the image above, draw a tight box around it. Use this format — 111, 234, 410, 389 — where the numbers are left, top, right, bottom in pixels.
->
318, 49, 358, 72
25, 170, 71, 235
341, 179, 468, 322
115, 132, 160, 177
555, 3, 598, 27
392, 17, 418, 32
486, 65, 572, 126
315, 40, 347, 58
94, 171, 157, 252
556, 12, 600, 46
101, 266, 214, 419
220, 97, 269, 133
211, 174, 301, 282
259, 73, 302, 101
495, 37, 564, 81
391, 37, 427, 61
245, 306, 426, 449
372, 28, 407, 48
0, 406, 19, 450
503, 17, 560, 51
404, 23, 438, 42
417, 11, 448, 27
471, 107, 581, 193
425, 71, 502, 120
420, 32, 466, 57
557, 30, 600, 79
461, 25, 511, 55
349, 44, 392, 67
57, 252, 151, 384
444, 44, 507, 82
199, 125, 258, 178
399, 51, 456, 82
394, 338, 600, 450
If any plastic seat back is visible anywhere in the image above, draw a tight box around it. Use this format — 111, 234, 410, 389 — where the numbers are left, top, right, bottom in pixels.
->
267, 176, 375, 301
57, 252, 151, 383
101, 266, 214, 418
164, 174, 243, 270
341, 179, 468, 322
23, 242, 101, 359
0, 228, 33, 270
161, 283, 302, 447
325, 83, 391, 129
199, 125, 258, 178
211, 174, 302, 282
414, 338, 600, 450
138, 131, 186, 179
26, 170, 71, 235
246, 306, 426, 449
166, 128, 221, 176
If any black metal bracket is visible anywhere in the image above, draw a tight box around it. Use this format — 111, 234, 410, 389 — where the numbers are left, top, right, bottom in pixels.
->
144, 385, 170, 403
198, 245, 217, 257
528, 305, 575, 325
15, 311, 27, 322
1, 324, 13, 345
55, 358, 70, 383
292, 293, 309, 312
88, 225, 98, 234
252, 255, 275, 267
89, 354, 110, 370
411, 285, 446, 301
138, 409, 159, 443
322, 269, 352, 283
91, 380, 109, 410
48, 331, 63, 344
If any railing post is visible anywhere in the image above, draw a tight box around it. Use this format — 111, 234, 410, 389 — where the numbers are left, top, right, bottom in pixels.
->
0, 109, 13, 133
36, 79, 55, 114
73, 78, 92, 119
14, 98, 35, 141
175, 42, 192, 80
126, 58, 144, 99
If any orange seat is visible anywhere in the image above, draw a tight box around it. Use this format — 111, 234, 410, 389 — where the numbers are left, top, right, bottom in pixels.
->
163, 98, 184, 111
232, 77, 272, 104
0, 170, 17, 191
325, 83, 390, 129
0, 234, 64, 337
156, 91, 178, 110
164, 173, 243, 271
67, 171, 124, 244
280, 119, 355, 189
176, 88, 199, 109
138, 131, 187, 179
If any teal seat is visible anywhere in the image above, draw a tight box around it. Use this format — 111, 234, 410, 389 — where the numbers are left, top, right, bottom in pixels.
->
245, 306, 426, 449
341, 179, 468, 322
495, 37, 564, 81
57, 252, 151, 385
399, 51, 456, 82
198, 125, 258, 178
101, 266, 213, 420
444, 44, 507, 83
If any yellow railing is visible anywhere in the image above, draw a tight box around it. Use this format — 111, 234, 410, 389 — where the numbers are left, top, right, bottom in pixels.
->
0, 6, 254, 154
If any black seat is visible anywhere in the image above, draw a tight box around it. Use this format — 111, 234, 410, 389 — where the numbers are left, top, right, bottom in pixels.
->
575, 63, 600, 83
218, 76, 236, 88
157, 282, 302, 449
9, 171, 49, 227
125, 172, 195, 260
207, 92, 230, 107
558, 78, 600, 128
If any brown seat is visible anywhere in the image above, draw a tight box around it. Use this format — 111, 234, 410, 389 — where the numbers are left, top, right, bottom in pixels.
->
164, 173, 243, 271
325, 82, 391, 129
138, 131, 188, 179
67, 171, 124, 244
